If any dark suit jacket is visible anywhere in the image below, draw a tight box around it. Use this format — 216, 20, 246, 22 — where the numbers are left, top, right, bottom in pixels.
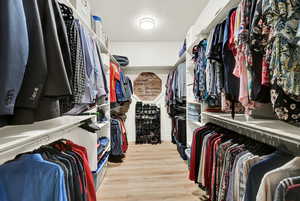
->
11, 0, 73, 124
0, 0, 29, 116
37, 0, 72, 97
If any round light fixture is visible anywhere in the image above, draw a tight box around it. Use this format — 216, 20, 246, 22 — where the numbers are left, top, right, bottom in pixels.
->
139, 17, 156, 30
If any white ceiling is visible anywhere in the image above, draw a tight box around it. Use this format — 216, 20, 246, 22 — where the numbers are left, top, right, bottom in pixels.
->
91, 0, 208, 42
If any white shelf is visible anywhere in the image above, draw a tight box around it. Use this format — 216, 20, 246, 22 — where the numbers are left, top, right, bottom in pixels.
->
99, 103, 110, 107
189, 120, 203, 127
202, 112, 300, 155
0, 115, 96, 163
84, 106, 97, 113
188, 101, 202, 105
174, 52, 186, 67
96, 121, 110, 129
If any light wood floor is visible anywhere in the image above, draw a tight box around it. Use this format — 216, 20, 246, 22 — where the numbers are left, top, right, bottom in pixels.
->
97, 143, 202, 201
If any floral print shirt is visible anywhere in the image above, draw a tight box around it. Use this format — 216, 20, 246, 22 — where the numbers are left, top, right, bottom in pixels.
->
233, 0, 256, 111
250, 0, 273, 86
268, 0, 300, 99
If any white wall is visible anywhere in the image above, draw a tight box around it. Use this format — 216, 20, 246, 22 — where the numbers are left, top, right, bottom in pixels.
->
110, 41, 182, 67
123, 69, 172, 143
186, 0, 240, 51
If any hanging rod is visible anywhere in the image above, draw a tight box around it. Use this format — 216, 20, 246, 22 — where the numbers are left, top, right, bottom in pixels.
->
0, 115, 96, 164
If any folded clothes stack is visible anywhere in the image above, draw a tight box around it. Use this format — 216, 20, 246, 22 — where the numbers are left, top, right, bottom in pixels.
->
187, 104, 201, 122
113, 55, 129, 67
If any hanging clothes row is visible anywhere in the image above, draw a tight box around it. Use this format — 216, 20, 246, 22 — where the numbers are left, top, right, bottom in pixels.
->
109, 58, 132, 162
189, 124, 300, 201
0, 0, 108, 127
165, 62, 186, 112
110, 61, 133, 107
110, 116, 128, 162
192, 0, 300, 124
0, 139, 96, 201
171, 116, 187, 160
166, 62, 187, 158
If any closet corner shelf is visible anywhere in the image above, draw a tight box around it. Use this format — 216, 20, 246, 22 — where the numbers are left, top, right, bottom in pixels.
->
0, 115, 95, 163
174, 52, 186, 67
202, 112, 300, 156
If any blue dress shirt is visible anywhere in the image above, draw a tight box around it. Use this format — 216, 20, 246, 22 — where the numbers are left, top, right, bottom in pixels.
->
0, 154, 68, 201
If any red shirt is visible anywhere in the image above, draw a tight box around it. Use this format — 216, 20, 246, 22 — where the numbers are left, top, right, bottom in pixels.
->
228, 10, 237, 56
119, 118, 128, 153
189, 127, 206, 181
67, 141, 96, 201
110, 62, 120, 102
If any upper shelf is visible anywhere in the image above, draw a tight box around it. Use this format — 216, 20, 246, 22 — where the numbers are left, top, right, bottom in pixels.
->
202, 112, 300, 156
0, 115, 95, 163
58, 0, 109, 54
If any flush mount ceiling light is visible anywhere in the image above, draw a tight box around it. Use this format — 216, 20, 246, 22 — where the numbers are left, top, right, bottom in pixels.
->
138, 17, 156, 30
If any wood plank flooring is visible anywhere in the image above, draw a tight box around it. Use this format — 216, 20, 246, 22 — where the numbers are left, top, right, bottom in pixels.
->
97, 143, 202, 201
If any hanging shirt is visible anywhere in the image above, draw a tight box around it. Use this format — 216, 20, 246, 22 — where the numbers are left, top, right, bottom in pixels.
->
256, 157, 300, 201
92, 40, 106, 98
116, 69, 127, 102
110, 62, 120, 103
0, 154, 68, 201
66, 141, 97, 201
176, 63, 187, 103
268, 0, 300, 98
274, 176, 300, 201
96, 42, 109, 95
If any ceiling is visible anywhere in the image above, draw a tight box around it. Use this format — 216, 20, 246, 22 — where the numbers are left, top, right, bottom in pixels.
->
91, 0, 208, 42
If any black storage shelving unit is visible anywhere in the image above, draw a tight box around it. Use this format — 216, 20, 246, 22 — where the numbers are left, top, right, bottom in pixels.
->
135, 102, 161, 144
